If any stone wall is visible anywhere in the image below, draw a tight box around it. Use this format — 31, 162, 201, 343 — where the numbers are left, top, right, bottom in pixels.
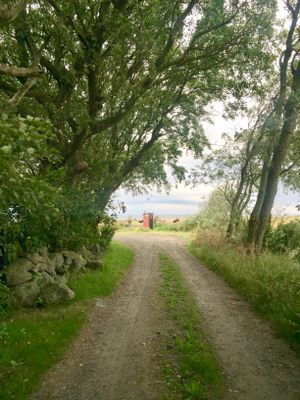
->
5, 247, 103, 307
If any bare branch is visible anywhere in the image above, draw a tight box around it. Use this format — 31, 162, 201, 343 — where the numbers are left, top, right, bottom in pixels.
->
0, 64, 42, 78
7, 77, 38, 107
280, 157, 300, 175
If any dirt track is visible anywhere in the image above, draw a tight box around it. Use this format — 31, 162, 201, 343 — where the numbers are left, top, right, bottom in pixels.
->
33, 233, 300, 400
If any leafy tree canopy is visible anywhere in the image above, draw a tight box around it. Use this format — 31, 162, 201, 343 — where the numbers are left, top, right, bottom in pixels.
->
0, 0, 278, 258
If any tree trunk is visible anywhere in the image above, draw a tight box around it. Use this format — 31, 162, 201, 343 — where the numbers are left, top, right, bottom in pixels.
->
247, 3, 300, 251
95, 180, 122, 214
254, 67, 300, 252
226, 149, 251, 238
246, 151, 272, 248
226, 203, 239, 238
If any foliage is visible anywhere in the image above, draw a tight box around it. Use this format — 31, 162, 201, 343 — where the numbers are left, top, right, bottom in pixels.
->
0, 0, 277, 207
195, 189, 230, 232
0, 0, 279, 260
190, 231, 300, 353
97, 213, 118, 251
0, 279, 11, 316
154, 217, 199, 232
0, 114, 61, 260
160, 253, 222, 400
153, 190, 231, 234
0, 113, 118, 261
0, 241, 133, 400
246, 2, 300, 251
281, 130, 300, 191
266, 222, 300, 262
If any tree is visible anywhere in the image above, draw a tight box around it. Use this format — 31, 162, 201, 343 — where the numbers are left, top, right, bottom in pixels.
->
247, 0, 300, 252
0, 0, 42, 107
196, 188, 231, 232
0, 0, 278, 257
189, 105, 271, 239
0, 1, 276, 208
280, 126, 300, 191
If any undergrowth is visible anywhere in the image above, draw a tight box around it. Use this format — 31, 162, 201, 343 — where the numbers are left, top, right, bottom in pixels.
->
189, 231, 300, 355
0, 241, 133, 400
160, 253, 222, 400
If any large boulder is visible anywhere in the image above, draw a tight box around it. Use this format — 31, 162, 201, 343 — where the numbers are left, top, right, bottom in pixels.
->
39, 246, 48, 257
62, 250, 77, 266
48, 253, 66, 275
25, 252, 56, 276
80, 247, 94, 260
6, 258, 34, 286
12, 279, 40, 307
85, 258, 104, 270
48, 252, 64, 268
55, 272, 70, 285
38, 271, 56, 288
40, 282, 75, 304
71, 254, 87, 272
62, 251, 87, 272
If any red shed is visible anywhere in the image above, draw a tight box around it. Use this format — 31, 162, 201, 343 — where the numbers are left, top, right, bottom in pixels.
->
143, 212, 154, 229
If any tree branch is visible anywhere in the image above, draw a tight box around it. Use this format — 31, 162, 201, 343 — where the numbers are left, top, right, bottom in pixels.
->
7, 77, 38, 107
0, 64, 42, 78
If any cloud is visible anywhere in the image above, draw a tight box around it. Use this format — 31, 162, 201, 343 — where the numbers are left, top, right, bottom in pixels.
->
115, 102, 299, 218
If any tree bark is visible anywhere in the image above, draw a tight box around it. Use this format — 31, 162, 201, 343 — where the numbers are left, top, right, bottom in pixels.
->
246, 149, 272, 248
0, 64, 42, 77
254, 67, 300, 252
246, 1, 300, 250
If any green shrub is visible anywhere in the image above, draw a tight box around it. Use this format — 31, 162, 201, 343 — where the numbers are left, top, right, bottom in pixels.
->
97, 213, 117, 250
266, 222, 300, 262
0, 114, 116, 263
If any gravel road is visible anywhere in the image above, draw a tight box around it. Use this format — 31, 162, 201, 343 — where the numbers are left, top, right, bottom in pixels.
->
32, 233, 300, 400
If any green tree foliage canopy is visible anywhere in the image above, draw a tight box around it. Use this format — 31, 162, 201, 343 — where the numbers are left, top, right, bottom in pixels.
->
0, 0, 277, 201
0, 0, 278, 259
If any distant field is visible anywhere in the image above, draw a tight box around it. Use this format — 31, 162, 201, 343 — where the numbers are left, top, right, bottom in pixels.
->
117, 215, 300, 231
117, 216, 189, 229
271, 215, 300, 227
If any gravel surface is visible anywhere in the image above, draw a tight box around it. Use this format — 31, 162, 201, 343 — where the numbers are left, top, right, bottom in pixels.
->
32, 233, 300, 400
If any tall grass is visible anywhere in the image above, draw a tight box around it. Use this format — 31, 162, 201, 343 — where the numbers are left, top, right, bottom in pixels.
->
0, 241, 133, 400
189, 231, 300, 354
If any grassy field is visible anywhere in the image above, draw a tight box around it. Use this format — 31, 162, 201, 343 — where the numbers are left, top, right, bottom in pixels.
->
0, 241, 133, 400
160, 253, 223, 400
271, 215, 300, 228
117, 215, 193, 232
189, 231, 300, 355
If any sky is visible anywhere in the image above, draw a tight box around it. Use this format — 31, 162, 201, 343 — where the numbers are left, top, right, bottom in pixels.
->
115, 5, 300, 220
115, 101, 300, 219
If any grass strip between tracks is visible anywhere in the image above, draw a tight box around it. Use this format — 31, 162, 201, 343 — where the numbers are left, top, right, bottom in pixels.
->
159, 253, 223, 400
0, 241, 133, 400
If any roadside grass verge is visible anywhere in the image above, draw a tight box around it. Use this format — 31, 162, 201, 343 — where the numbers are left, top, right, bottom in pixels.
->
0, 241, 133, 400
159, 253, 223, 400
69, 241, 134, 300
189, 231, 300, 355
